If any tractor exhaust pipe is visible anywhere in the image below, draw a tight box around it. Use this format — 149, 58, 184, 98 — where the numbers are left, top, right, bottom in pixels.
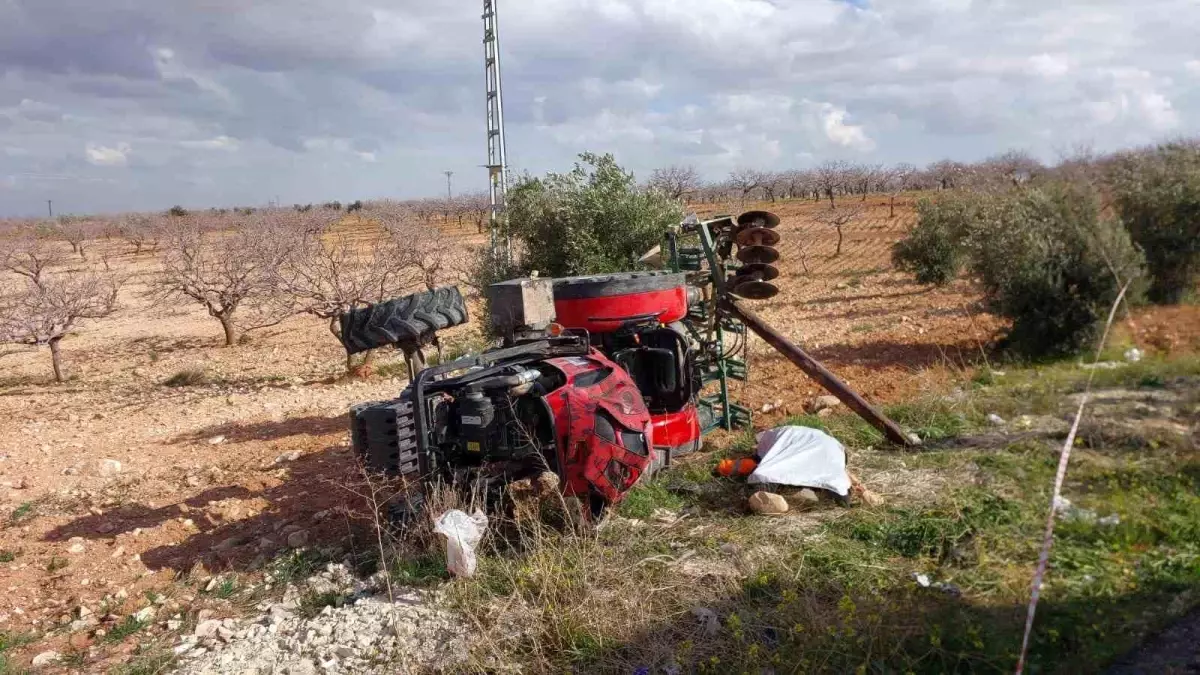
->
720, 296, 916, 447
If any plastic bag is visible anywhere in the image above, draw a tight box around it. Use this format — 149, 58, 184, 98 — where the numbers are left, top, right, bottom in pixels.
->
748, 426, 851, 496
433, 509, 489, 577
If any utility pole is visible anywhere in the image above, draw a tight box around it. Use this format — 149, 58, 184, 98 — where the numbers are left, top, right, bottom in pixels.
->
47, 200, 53, 218
444, 170, 454, 200
482, 0, 510, 262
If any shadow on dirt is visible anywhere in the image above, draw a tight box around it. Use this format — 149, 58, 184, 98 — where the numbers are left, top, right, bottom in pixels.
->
788, 287, 928, 308
173, 415, 347, 445
43, 423, 373, 575
808, 339, 988, 371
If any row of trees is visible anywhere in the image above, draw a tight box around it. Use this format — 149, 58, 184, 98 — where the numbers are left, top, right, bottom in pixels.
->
0, 192, 496, 264
0, 206, 449, 381
891, 139, 1200, 358
646, 150, 1081, 212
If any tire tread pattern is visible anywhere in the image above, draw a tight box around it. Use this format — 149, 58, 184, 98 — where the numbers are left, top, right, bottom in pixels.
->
340, 286, 468, 354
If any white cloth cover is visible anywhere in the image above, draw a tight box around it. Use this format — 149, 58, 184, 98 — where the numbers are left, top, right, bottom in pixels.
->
748, 426, 851, 496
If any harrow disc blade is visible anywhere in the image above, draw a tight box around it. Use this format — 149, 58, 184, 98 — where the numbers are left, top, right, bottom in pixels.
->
736, 245, 780, 265
731, 279, 779, 300
736, 210, 780, 229
735, 262, 780, 282
735, 226, 781, 247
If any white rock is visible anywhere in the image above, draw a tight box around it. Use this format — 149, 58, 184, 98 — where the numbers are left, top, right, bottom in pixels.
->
134, 606, 156, 623
1124, 347, 1144, 363
32, 650, 63, 666
808, 395, 842, 413
67, 537, 86, 554
747, 491, 789, 515
95, 458, 122, 477
195, 619, 222, 638
986, 413, 1006, 426
793, 488, 820, 504
208, 435, 227, 445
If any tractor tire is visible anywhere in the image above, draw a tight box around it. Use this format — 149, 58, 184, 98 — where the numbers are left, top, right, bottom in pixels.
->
340, 286, 468, 355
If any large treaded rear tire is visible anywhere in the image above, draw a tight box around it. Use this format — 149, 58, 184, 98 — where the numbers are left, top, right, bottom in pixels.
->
340, 286, 468, 355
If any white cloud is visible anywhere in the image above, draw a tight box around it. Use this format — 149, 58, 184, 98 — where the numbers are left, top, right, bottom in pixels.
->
180, 136, 239, 151
818, 104, 875, 152
84, 142, 131, 167
1186, 60, 1200, 76
1028, 53, 1070, 78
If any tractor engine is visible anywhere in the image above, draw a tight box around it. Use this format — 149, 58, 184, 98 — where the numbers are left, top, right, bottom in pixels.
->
344, 280, 656, 515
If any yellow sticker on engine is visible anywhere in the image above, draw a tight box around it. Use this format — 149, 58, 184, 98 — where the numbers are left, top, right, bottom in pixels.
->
467, 441, 481, 452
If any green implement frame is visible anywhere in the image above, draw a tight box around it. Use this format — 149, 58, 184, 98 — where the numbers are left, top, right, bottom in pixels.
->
667, 216, 752, 432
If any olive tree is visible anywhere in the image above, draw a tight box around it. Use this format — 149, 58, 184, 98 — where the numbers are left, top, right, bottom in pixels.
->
1108, 142, 1200, 303
504, 152, 683, 278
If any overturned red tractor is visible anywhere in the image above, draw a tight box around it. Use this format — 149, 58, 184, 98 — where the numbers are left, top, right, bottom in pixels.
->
343, 211, 911, 516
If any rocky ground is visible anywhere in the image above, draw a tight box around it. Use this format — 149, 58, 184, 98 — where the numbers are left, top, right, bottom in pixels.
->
171, 564, 468, 675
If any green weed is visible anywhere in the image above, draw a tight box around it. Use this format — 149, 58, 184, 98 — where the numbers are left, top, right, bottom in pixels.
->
297, 590, 342, 619
617, 479, 686, 519
390, 553, 446, 587
9, 502, 34, 525
103, 615, 147, 644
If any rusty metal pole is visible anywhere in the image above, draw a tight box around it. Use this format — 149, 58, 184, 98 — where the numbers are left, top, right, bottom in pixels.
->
720, 297, 916, 447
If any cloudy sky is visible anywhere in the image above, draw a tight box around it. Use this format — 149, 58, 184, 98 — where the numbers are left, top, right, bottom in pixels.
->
1, 0, 1197, 216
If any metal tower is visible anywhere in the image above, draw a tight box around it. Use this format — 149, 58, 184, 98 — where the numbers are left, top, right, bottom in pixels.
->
482, 0, 510, 261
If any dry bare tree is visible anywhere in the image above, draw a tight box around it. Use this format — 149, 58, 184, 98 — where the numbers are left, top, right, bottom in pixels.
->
815, 160, 850, 207
0, 268, 121, 382
727, 169, 764, 204
758, 171, 785, 202
275, 210, 422, 373
119, 215, 160, 255
851, 163, 884, 201
926, 159, 969, 190
979, 150, 1042, 188
462, 192, 491, 234
55, 217, 95, 259
149, 218, 295, 346
781, 169, 813, 201
1, 232, 65, 286
883, 163, 917, 218
648, 165, 701, 202
814, 203, 865, 257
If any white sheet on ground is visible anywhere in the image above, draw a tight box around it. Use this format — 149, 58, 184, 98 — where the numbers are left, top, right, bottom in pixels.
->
748, 426, 851, 496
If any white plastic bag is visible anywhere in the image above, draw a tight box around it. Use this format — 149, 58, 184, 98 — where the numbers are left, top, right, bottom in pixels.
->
748, 426, 851, 496
433, 509, 489, 578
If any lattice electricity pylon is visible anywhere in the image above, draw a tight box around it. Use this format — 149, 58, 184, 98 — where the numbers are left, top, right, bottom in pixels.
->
482, 0, 510, 262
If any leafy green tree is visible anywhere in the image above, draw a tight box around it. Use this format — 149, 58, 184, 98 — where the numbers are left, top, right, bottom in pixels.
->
892, 184, 1144, 359
504, 152, 683, 278
1108, 141, 1200, 303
